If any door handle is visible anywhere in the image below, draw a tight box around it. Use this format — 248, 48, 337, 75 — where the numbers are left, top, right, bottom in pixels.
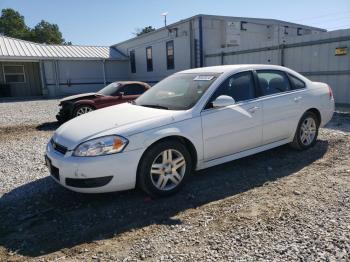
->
294, 96, 302, 103
248, 106, 260, 113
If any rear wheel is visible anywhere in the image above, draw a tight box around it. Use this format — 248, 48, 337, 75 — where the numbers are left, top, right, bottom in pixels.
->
137, 140, 192, 197
290, 111, 319, 150
73, 105, 94, 117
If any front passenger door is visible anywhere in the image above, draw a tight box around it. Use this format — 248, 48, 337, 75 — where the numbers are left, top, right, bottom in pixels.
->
201, 71, 263, 161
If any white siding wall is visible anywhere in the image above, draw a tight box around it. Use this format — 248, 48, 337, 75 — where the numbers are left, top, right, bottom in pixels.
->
105, 60, 129, 83
43, 60, 128, 97
203, 16, 324, 59
205, 29, 350, 104
113, 15, 325, 84
284, 30, 350, 104
114, 21, 192, 82
203, 17, 273, 52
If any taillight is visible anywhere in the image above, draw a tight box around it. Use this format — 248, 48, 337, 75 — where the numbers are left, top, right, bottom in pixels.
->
328, 85, 333, 99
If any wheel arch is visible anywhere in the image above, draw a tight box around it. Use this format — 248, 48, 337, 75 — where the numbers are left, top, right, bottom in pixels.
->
136, 134, 198, 183
74, 100, 96, 109
305, 108, 321, 125
291, 107, 322, 143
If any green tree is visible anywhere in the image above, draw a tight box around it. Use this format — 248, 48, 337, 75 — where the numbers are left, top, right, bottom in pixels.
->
0, 8, 69, 44
135, 26, 156, 36
0, 8, 30, 39
31, 20, 65, 44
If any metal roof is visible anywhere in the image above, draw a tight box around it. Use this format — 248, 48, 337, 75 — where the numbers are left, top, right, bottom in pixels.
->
0, 35, 128, 61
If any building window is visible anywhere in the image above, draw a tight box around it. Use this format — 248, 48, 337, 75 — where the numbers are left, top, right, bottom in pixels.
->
240, 21, 247, 31
3, 65, 25, 83
166, 40, 174, 70
130, 50, 136, 73
146, 47, 153, 72
297, 28, 303, 36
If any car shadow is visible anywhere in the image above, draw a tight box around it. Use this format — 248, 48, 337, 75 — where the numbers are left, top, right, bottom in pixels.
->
0, 140, 329, 257
36, 121, 61, 131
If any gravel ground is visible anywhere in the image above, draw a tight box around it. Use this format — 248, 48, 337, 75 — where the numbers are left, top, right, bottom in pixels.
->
0, 98, 59, 127
0, 100, 349, 261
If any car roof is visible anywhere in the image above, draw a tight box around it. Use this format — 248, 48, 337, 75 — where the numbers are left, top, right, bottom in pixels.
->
179, 64, 290, 74
116, 81, 150, 87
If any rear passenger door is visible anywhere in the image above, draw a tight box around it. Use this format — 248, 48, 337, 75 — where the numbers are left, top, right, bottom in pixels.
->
256, 70, 306, 144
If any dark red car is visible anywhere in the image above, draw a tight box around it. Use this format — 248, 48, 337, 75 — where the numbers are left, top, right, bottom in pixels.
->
56, 81, 150, 123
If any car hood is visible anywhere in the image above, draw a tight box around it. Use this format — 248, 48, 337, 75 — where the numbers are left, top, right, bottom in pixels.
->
59, 93, 101, 103
53, 103, 187, 149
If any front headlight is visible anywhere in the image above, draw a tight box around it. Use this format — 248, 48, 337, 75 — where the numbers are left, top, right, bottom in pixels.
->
73, 135, 128, 157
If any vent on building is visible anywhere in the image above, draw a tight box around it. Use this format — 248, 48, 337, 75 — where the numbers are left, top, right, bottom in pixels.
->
226, 21, 241, 46
297, 27, 303, 36
304, 29, 312, 35
168, 28, 178, 37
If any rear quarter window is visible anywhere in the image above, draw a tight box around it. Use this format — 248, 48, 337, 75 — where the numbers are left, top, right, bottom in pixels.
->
288, 74, 306, 90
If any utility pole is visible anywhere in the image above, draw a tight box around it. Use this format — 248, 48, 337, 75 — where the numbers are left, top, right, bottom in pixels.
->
162, 12, 168, 27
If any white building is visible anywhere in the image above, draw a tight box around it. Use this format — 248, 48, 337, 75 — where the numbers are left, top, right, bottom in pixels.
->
1, 14, 349, 104
0, 36, 128, 97
113, 14, 325, 83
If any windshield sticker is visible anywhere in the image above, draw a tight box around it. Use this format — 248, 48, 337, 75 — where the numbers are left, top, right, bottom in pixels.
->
194, 75, 215, 81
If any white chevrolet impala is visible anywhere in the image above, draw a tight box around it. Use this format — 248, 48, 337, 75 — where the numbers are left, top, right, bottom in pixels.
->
46, 65, 334, 196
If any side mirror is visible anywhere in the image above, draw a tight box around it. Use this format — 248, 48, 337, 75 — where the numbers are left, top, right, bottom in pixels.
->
117, 91, 124, 97
212, 95, 235, 108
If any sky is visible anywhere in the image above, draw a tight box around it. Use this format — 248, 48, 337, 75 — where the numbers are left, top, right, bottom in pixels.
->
1, 0, 350, 46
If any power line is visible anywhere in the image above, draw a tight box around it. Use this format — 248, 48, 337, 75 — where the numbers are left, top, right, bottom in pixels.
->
326, 24, 350, 30
305, 16, 350, 24
290, 10, 350, 23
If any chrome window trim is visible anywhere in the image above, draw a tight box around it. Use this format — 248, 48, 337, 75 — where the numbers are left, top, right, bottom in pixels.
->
201, 87, 306, 113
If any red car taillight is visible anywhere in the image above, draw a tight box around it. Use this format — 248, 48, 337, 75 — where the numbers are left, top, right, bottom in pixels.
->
328, 85, 334, 99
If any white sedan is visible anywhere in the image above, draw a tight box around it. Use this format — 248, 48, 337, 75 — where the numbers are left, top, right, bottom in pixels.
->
46, 65, 334, 196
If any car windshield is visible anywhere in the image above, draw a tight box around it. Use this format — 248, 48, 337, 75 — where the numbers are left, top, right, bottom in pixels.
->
134, 73, 220, 110
97, 82, 121, 95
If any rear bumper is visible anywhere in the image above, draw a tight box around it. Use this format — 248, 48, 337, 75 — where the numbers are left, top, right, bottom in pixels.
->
320, 100, 335, 127
45, 141, 144, 193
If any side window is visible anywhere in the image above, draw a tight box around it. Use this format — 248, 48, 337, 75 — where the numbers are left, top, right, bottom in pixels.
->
3, 65, 25, 83
288, 74, 306, 90
166, 41, 174, 70
121, 84, 147, 95
257, 70, 291, 95
206, 71, 255, 108
146, 47, 153, 72
130, 50, 136, 73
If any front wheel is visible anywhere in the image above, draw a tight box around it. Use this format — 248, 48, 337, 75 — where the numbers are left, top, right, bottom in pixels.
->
290, 111, 319, 150
73, 105, 94, 118
137, 140, 192, 197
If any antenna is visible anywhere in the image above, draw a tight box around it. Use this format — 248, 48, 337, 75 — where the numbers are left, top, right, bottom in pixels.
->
161, 12, 168, 27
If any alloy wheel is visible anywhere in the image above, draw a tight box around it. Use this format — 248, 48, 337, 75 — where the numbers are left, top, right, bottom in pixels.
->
76, 106, 93, 116
300, 117, 317, 146
150, 149, 186, 191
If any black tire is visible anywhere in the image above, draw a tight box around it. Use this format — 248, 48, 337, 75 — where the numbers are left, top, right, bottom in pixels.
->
137, 140, 192, 197
290, 111, 319, 150
73, 105, 94, 118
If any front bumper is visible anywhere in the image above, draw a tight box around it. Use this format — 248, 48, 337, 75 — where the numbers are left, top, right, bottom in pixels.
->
45, 141, 144, 193
56, 105, 72, 123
